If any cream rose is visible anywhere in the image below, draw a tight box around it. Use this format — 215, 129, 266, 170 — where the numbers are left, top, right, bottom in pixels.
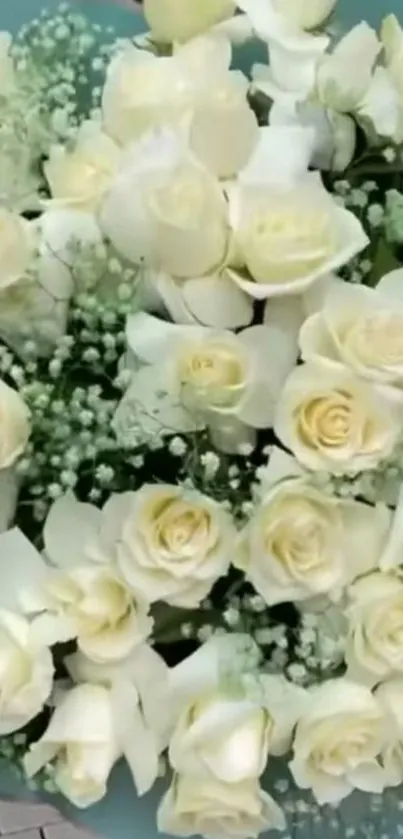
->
114, 311, 299, 454
36, 565, 153, 664
144, 0, 236, 43
237, 478, 390, 606
45, 121, 120, 212
375, 677, 403, 786
169, 695, 271, 783
272, 0, 337, 30
102, 485, 235, 607
188, 66, 258, 180
274, 363, 403, 474
35, 493, 153, 662
169, 674, 306, 784
300, 273, 403, 391
0, 379, 30, 469
100, 130, 229, 280
346, 572, 403, 684
228, 132, 368, 299
290, 679, 389, 804
0, 610, 53, 735
158, 775, 285, 839
102, 44, 192, 146
24, 684, 121, 808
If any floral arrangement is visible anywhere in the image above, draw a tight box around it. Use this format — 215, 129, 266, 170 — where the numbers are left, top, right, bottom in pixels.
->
3, 0, 403, 837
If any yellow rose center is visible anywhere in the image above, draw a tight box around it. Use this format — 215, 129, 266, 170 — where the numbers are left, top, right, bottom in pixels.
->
46, 571, 132, 639
177, 340, 247, 413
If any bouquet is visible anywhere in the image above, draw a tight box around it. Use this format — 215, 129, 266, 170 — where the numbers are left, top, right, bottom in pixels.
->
2, 0, 403, 837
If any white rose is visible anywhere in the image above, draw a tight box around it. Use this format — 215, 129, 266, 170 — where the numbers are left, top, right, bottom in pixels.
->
34, 493, 153, 662
169, 694, 271, 783
169, 675, 306, 783
0, 610, 53, 735
274, 363, 403, 474
45, 121, 120, 212
316, 23, 380, 113
290, 678, 389, 804
237, 476, 390, 606
0, 379, 30, 469
114, 309, 299, 454
38, 565, 153, 664
102, 45, 192, 146
101, 485, 234, 607
144, 0, 236, 43
272, 0, 337, 30
346, 572, 403, 684
65, 644, 168, 797
300, 273, 403, 391
100, 128, 252, 328
158, 775, 285, 839
228, 128, 367, 300
24, 684, 121, 808
375, 677, 403, 786
101, 129, 229, 279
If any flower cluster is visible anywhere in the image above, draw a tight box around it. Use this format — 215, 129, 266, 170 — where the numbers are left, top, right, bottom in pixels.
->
2, 1, 403, 838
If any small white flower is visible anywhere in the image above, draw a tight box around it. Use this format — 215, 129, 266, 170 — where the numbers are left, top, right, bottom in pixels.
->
290, 678, 390, 804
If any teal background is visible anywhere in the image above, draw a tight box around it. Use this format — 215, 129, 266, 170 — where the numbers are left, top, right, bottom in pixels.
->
0, 0, 401, 838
